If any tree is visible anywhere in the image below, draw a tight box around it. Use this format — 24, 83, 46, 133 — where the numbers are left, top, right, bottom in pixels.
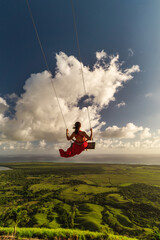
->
4, 206, 30, 235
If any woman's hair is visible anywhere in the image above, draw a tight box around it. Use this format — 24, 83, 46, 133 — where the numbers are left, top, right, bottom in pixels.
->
73, 122, 81, 134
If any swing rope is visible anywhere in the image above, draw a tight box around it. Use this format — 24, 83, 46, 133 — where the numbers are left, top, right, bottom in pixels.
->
26, 0, 92, 132
70, 0, 92, 130
26, 0, 67, 129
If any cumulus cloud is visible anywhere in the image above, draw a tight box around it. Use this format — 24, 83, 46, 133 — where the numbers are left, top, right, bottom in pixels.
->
96, 50, 107, 60
0, 97, 9, 114
96, 138, 135, 152
116, 101, 126, 108
101, 123, 143, 139
94, 125, 160, 153
0, 98, 9, 132
140, 128, 152, 139
0, 51, 140, 146
95, 137, 160, 153
137, 139, 160, 149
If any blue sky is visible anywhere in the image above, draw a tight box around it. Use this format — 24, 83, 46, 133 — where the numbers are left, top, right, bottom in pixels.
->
0, 0, 160, 155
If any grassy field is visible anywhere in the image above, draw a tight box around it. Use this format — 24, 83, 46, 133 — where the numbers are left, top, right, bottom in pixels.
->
0, 227, 139, 240
0, 163, 160, 239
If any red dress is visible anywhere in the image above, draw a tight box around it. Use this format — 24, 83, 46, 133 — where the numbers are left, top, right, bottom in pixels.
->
59, 132, 88, 158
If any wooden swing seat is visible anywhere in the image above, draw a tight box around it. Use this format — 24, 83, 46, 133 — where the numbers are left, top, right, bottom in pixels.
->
86, 141, 96, 149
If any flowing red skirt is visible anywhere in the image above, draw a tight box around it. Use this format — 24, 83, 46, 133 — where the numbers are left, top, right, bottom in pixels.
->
59, 141, 88, 158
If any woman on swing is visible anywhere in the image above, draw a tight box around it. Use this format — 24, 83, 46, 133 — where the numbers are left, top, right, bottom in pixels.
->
59, 122, 92, 158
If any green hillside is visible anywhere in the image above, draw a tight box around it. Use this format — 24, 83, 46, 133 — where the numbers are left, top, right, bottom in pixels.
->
0, 163, 160, 239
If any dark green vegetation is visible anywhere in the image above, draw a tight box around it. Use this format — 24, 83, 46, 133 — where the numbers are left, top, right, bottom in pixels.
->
0, 163, 160, 239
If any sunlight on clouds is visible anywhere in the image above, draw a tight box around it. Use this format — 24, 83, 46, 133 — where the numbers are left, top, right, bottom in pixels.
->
1, 131, 160, 155
140, 128, 151, 139
101, 123, 143, 139
95, 136, 160, 154
96, 50, 107, 60
3, 51, 160, 154
0, 51, 140, 146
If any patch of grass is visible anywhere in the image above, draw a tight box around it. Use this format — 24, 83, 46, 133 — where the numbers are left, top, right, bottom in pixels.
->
0, 227, 138, 240
76, 185, 118, 194
120, 183, 132, 187
59, 187, 90, 201
108, 233, 137, 240
103, 206, 133, 229
29, 183, 63, 192
59, 185, 118, 202
76, 203, 104, 231
105, 193, 129, 204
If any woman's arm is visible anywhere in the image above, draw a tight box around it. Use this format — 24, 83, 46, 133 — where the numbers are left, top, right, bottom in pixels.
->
66, 129, 75, 141
84, 128, 93, 140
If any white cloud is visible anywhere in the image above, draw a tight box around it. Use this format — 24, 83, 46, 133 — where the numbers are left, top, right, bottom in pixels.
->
0, 141, 33, 152
116, 101, 126, 108
0, 51, 140, 144
94, 135, 160, 154
95, 138, 134, 152
39, 140, 46, 148
0, 97, 9, 130
24, 141, 32, 150
0, 97, 9, 114
140, 128, 152, 139
5, 52, 160, 154
140, 139, 160, 149
101, 123, 143, 139
96, 50, 107, 60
